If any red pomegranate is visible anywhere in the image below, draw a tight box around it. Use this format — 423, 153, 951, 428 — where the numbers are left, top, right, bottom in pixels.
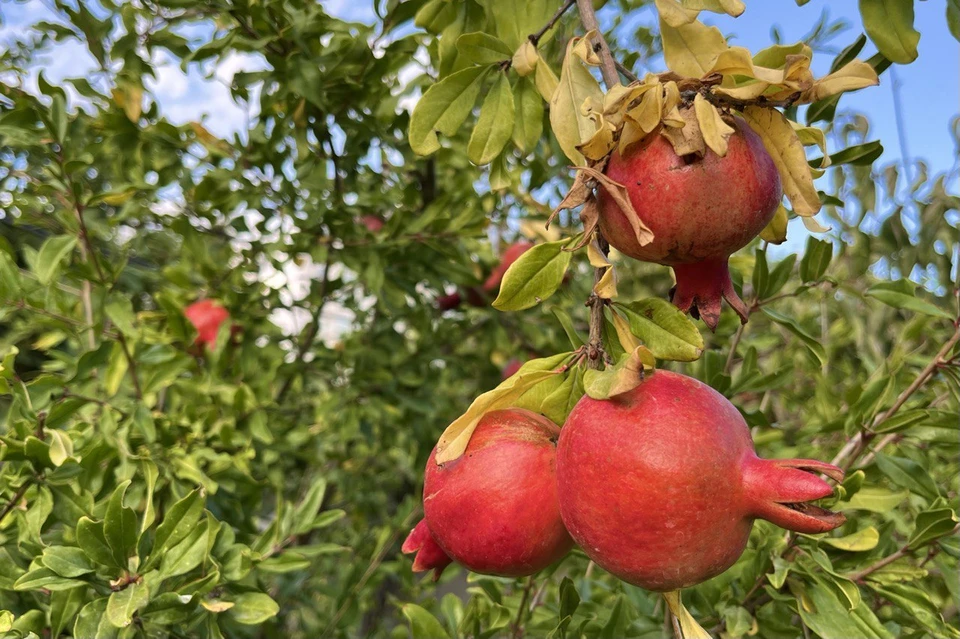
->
360, 215, 384, 233
184, 300, 231, 350
599, 117, 782, 329
403, 409, 573, 578
483, 241, 534, 293
556, 370, 844, 592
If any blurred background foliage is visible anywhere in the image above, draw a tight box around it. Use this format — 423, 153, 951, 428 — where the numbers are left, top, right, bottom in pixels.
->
0, 0, 956, 638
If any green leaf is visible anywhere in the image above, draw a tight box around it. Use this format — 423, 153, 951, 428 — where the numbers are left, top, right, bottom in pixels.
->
103, 480, 138, 568
140, 459, 159, 533
796, 575, 893, 638
865, 280, 954, 320
409, 65, 490, 155
800, 237, 832, 282
722, 606, 752, 638
106, 581, 149, 628
105, 295, 137, 337
539, 368, 584, 425
103, 342, 128, 397
35, 235, 77, 285
512, 76, 544, 154
74, 598, 117, 639
873, 408, 930, 434
821, 526, 880, 552
492, 239, 572, 311
812, 140, 883, 167
293, 478, 328, 536
0, 610, 12, 633
615, 299, 704, 362
158, 519, 209, 580
842, 486, 909, 512
51, 588, 86, 638
50, 93, 68, 142
147, 489, 203, 567
859, 0, 920, 64
404, 603, 451, 639
76, 516, 119, 568
13, 567, 84, 591
467, 73, 515, 165
949, 0, 960, 41
867, 583, 960, 638
41, 546, 95, 577
455, 32, 511, 64
760, 308, 826, 366
228, 593, 280, 625
908, 507, 958, 549
760, 254, 797, 300
552, 309, 585, 348
875, 453, 940, 501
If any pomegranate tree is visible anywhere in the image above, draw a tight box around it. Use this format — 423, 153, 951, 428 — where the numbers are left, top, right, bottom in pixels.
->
556, 370, 844, 592
403, 408, 573, 578
598, 116, 782, 329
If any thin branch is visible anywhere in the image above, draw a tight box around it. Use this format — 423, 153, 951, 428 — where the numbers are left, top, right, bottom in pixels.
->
0, 479, 32, 525
529, 0, 576, 46
511, 576, 536, 639
833, 323, 960, 469
723, 322, 747, 376
846, 546, 912, 583
615, 59, 639, 83
575, 0, 619, 88
586, 236, 609, 370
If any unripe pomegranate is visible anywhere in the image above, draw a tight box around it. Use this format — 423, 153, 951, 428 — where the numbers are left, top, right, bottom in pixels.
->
184, 300, 231, 350
403, 409, 573, 578
483, 241, 534, 293
556, 370, 844, 592
599, 117, 782, 329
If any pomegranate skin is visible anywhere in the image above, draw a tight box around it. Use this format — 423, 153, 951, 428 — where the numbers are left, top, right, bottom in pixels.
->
415, 409, 573, 578
556, 370, 844, 592
598, 118, 782, 329
184, 300, 230, 350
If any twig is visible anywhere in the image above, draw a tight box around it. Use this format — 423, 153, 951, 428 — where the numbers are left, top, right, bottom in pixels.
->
615, 59, 639, 83
0, 479, 33, 524
846, 546, 912, 582
723, 322, 747, 376
511, 576, 536, 639
586, 236, 609, 370
529, 0, 576, 46
833, 323, 960, 469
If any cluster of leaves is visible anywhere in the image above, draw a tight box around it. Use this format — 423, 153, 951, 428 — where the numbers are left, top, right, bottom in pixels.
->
0, 1, 956, 638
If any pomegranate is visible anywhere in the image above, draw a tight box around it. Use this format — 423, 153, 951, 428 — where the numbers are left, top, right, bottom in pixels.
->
184, 300, 231, 350
599, 117, 782, 329
360, 214, 384, 233
403, 408, 573, 578
556, 370, 844, 592
482, 241, 534, 293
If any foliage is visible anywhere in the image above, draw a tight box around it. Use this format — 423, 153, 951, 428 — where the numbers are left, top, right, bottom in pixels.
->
0, 0, 956, 638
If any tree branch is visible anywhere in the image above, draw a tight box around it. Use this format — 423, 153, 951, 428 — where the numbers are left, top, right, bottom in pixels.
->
0, 479, 32, 525
575, 0, 619, 88
846, 545, 912, 583
529, 0, 576, 46
511, 576, 536, 639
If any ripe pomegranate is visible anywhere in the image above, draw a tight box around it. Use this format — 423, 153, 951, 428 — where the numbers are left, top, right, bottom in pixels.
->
403, 409, 573, 578
360, 214, 384, 233
483, 241, 534, 293
184, 300, 231, 350
556, 370, 844, 592
599, 116, 782, 329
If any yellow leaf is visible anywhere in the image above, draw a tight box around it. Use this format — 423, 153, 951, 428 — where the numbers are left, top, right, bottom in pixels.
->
575, 166, 655, 246
535, 60, 559, 102
802, 215, 831, 233
661, 105, 705, 157
594, 265, 618, 299
660, 16, 728, 78
611, 310, 642, 352
434, 369, 558, 463
577, 108, 617, 161
741, 106, 820, 216
607, 346, 654, 396
791, 122, 830, 168
693, 94, 734, 157
625, 87, 663, 134
660, 81, 684, 127
573, 30, 602, 66
654, 0, 698, 27
759, 203, 789, 244
587, 240, 612, 268
663, 591, 712, 639
822, 526, 880, 552
550, 37, 603, 164
802, 60, 879, 103
113, 84, 143, 123
512, 41, 539, 77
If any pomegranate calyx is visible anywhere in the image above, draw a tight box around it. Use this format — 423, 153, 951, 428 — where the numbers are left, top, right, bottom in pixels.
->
402, 519, 452, 581
670, 258, 749, 331
744, 457, 846, 534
